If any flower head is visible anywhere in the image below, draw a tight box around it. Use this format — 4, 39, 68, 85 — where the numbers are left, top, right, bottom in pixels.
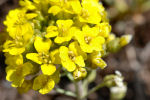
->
2, 0, 131, 95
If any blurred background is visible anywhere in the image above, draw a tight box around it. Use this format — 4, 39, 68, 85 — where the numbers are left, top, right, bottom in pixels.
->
0, 0, 150, 100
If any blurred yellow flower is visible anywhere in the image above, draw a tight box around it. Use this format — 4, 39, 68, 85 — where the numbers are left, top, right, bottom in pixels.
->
33, 74, 55, 94
6, 62, 33, 87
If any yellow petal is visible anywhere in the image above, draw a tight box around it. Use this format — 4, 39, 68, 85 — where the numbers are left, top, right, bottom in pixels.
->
90, 36, 105, 51
41, 64, 56, 75
46, 26, 58, 38
61, 61, 76, 72
34, 36, 52, 53
56, 20, 73, 29
81, 44, 93, 53
54, 36, 71, 44
33, 75, 46, 90
75, 56, 85, 67
9, 47, 25, 55
39, 79, 55, 94
59, 46, 69, 60
69, 42, 87, 60
18, 80, 33, 94
26, 13, 37, 19
50, 49, 61, 64
5, 54, 23, 66
48, 6, 62, 15
59, 46, 76, 72
92, 58, 107, 69
22, 62, 33, 76
50, 69, 60, 84
33, 75, 55, 94
26, 53, 42, 64
70, 0, 82, 14
6, 66, 16, 81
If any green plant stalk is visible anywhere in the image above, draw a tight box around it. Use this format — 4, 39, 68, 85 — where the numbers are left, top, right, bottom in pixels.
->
54, 88, 76, 97
81, 82, 105, 99
56, 70, 106, 100
66, 72, 81, 100
74, 81, 81, 100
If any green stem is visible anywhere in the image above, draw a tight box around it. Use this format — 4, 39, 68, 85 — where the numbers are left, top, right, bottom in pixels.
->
81, 82, 105, 99
54, 88, 76, 97
83, 79, 88, 98
60, 72, 68, 77
67, 72, 74, 82
74, 81, 81, 100
66, 72, 81, 100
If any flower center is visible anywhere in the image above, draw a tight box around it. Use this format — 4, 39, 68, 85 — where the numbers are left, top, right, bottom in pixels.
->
81, 9, 90, 19
39, 52, 52, 64
58, 24, 68, 37
14, 14, 26, 25
68, 51, 75, 61
15, 36, 24, 47
84, 36, 92, 44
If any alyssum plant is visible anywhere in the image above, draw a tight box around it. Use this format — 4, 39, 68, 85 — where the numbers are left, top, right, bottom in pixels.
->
2, 0, 132, 100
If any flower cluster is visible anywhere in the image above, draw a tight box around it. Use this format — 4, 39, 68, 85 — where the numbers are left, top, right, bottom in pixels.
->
2, 0, 131, 94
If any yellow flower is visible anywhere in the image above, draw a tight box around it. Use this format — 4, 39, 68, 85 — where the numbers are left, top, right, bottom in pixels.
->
33, 74, 55, 94
3, 9, 35, 55
48, 0, 80, 15
119, 35, 132, 47
59, 42, 87, 72
96, 22, 111, 38
75, 25, 105, 53
107, 34, 116, 42
18, 80, 33, 93
5, 53, 23, 66
3, 27, 33, 55
46, 20, 76, 43
73, 67, 87, 80
19, 0, 36, 10
3, 38, 25, 55
88, 51, 107, 69
26, 36, 56, 75
71, 0, 104, 24
33, 66, 60, 94
6, 62, 33, 87
4, 9, 36, 39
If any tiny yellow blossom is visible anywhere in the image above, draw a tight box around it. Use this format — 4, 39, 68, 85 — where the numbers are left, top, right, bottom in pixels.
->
75, 25, 105, 53
71, 0, 104, 24
59, 42, 86, 72
48, 0, 80, 15
4, 9, 35, 38
19, 0, 36, 10
96, 22, 111, 38
46, 20, 76, 43
119, 35, 132, 47
5, 53, 23, 66
73, 67, 87, 80
18, 80, 33, 93
33, 74, 55, 94
88, 51, 107, 69
6, 62, 33, 87
26, 36, 56, 75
